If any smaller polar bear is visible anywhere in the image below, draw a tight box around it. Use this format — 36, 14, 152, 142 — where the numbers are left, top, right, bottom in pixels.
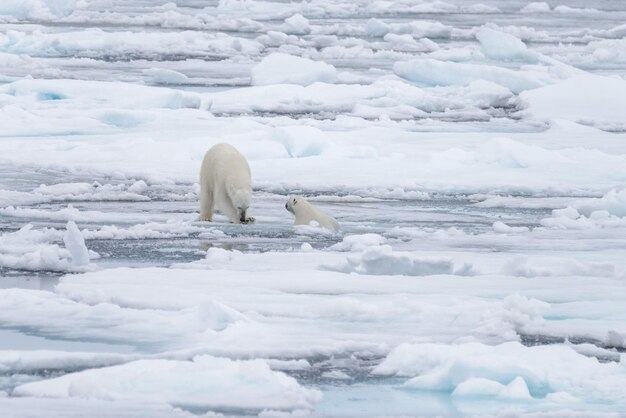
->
199, 143, 255, 224
285, 196, 340, 232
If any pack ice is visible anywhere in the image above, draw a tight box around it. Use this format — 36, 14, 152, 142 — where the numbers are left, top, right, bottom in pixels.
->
1, 1, 626, 417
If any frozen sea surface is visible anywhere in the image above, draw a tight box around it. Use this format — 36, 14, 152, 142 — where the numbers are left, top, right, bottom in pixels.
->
1, 1, 626, 417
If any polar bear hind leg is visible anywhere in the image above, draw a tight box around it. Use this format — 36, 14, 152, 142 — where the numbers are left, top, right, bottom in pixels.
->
200, 167, 215, 221
199, 179, 214, 222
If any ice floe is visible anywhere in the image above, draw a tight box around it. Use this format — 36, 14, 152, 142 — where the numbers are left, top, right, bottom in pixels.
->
13, 356, 322, 412
2, 0, 626, 416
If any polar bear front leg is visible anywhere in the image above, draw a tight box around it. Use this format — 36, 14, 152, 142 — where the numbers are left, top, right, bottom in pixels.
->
240, 209, 255, 224
199, 186, 214, 222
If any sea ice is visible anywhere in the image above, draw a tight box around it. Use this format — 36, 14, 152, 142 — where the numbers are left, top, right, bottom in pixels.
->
394, 58, 547, 93
476, 27, 536, 62
1, 1, 626, 416
521, 75, 626, 127
374, 341, 626, 404
283, 14, 310, 35
492, 221, 529, 234
0, 223, 95, 272
251, 53, 338, 86
521, 2, 551, 13
13, 356, 322, 411
325, 245, 472, 276
329, 233, 386, 252
62, 221, 89, 266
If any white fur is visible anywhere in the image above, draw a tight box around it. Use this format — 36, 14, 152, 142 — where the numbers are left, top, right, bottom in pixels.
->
285, 196, 339, 232
199, 143, 254, 224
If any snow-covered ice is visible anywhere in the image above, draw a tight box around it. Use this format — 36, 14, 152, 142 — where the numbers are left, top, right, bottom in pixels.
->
1, 0, 626, 417
13, 356, 322, 412
251, 53, 338, 86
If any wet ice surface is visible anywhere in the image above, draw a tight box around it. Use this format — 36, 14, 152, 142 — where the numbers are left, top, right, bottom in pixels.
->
2, 0, 626, 417
0, 171, 549, 275
2, 173, 625, 417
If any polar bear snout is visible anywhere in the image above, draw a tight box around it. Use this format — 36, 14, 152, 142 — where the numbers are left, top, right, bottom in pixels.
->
285, 197, 297, 214
235, 202, 255, 224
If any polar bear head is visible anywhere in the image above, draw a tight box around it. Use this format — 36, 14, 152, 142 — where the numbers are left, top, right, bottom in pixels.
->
285, 196, 301, 214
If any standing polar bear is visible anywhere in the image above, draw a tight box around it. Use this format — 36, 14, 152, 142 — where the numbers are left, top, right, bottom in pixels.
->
285, 196, 340, 232
199, 143, 255, 224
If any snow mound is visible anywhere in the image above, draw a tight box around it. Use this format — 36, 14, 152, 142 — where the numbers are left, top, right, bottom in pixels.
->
174, 247, 243, 270
383, 33, 438, 53
329, 234, 386, 252
520, 2, 551, 13
453, 375, 532, 400
574, 189, 626, 218
143, 68, 189, 85
463, 80, 514, 108
272, 125, 328, 158
451, 377, 506, 397
294, 223, 336, 236
265, 359, 311, 372
43, 0, 75, 17
13, 356, 322, 411
0, 244, 81, 272
251, 53, 338, 86
520, 75, 626, 126
540, 208, 626, 230
373, 341, 626, 403
0, 0, 75, 20
476, 27, 535, 62
127, 180, 148, 194
492, 221, 529, 234
365, 18, 390, 37
283, 14, 310, 35
0, 224, 96, 272
326, 245, 473, 276
540, 191, 626, 230
393, 58, 545, 93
